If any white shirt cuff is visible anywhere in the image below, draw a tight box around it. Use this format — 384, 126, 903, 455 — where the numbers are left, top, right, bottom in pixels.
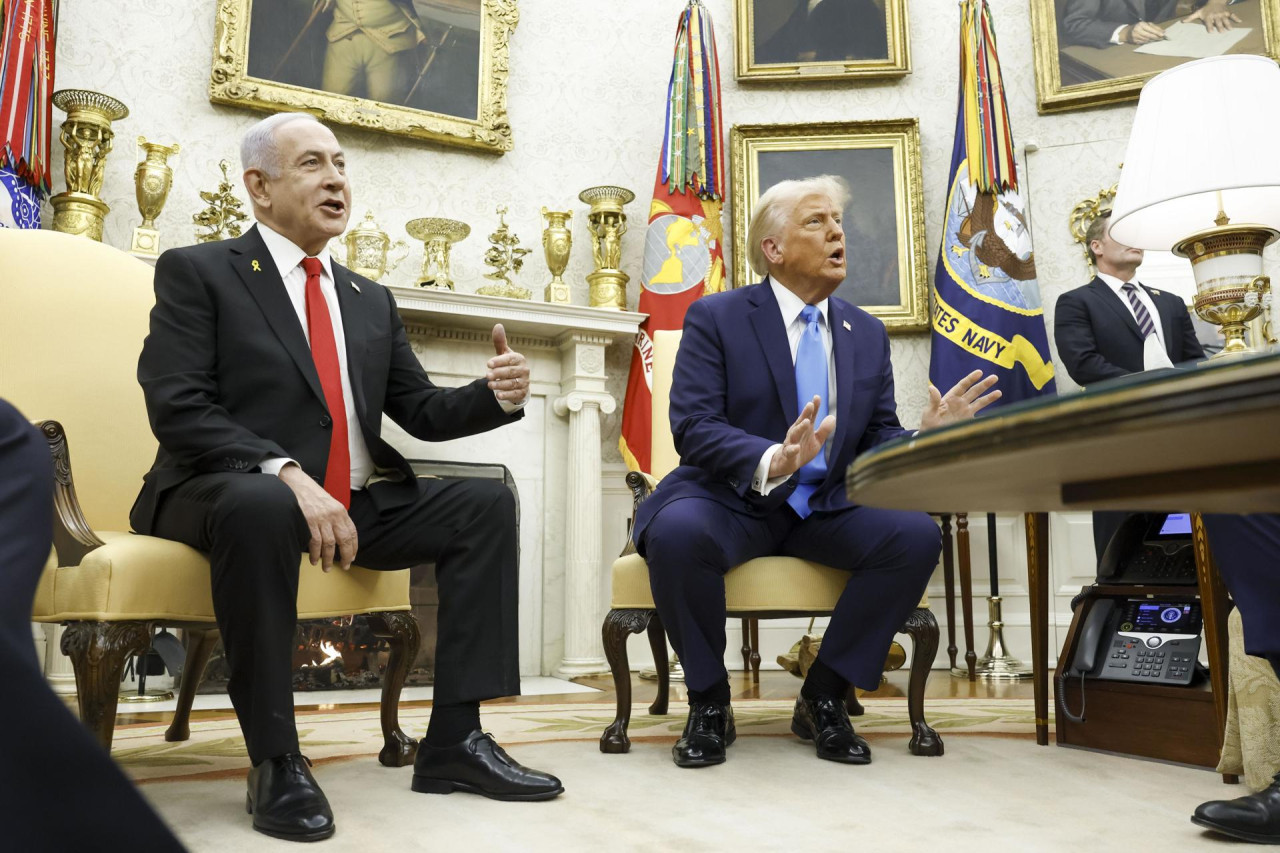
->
259, 456, 297, 477
1110, 24, 1127, 44
497, 394, 527, 415
752, 444, 791, 496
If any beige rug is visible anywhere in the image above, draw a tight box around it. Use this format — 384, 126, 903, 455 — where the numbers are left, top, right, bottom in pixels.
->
117, 698, 1040, 783
134, 713, 1239, 853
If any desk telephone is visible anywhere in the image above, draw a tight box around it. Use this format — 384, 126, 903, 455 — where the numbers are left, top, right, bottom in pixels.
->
1099, 513, 1197, 585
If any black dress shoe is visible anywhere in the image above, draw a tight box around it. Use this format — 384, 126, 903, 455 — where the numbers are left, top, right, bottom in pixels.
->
672, 702, 736, 768
412, 730, 563, 801
246, 753, 335, 842
791, 695, 872, 764
1192, 773, 1280, 844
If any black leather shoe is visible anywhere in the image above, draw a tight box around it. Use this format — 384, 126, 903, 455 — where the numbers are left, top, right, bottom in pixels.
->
245, 753, 335, 842
672, 702, 736, 768
411, 730, 563, 801
791, 695, 872, 764
1192, 773, 1280, 844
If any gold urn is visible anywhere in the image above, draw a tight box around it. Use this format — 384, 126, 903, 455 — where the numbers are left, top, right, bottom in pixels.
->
131, 137, 180, 258
580, 185, 635, 310
406, 217, 471, 290
1173, 224, 1277, 358
330, 210, 408, 282
542, 207, 573, 304
50, 89, 129, 241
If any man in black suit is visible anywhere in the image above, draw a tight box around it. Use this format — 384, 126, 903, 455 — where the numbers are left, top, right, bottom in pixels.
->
755, 0, 888, 65
1054, 212, 1206, 562
133, 112, 561, 842
1059, 0, 1241, 50
0, 398, 184, 851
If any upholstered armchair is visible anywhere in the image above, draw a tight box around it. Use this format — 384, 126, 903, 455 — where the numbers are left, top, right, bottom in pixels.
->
599, 330, 943, 756
2, 228, 419, 767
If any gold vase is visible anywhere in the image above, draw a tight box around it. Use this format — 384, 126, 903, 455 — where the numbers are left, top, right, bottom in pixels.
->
579, 185, 634, 310
50, 89, 129, 242
542, 207, 573, 304
406, 217, 470, 290
331, 211, 408, 282
131, 137, 180, 258
1173, 224, 1277, 358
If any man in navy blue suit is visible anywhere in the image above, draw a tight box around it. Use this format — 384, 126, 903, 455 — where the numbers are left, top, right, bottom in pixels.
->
632, 176, 1001, 769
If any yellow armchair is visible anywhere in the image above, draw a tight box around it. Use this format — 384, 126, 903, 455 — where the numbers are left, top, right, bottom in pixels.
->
1, 229, 419, 767
599, 330, 942, 756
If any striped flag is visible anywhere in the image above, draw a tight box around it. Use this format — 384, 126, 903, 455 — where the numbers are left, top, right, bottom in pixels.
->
0, 0, 57, 228
928, 0, 1055, 406
619, 0, 726, 474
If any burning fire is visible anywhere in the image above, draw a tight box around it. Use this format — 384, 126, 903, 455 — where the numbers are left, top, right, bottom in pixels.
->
301, 640, 342, 668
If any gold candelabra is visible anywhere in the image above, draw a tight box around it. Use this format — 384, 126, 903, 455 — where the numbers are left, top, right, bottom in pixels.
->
50, 89, 129, 241
406, 217, 470, 290
580, 185, 634, 309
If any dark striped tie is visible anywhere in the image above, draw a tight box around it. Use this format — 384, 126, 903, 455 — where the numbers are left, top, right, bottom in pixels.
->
1122, 282, 1156, 338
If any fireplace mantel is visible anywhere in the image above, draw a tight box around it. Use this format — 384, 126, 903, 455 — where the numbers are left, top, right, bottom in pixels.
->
388, 285, 646, 678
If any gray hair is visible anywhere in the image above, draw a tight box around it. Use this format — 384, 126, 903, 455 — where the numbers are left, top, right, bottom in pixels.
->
240, 112, 320, 177
746, 175, 851, 277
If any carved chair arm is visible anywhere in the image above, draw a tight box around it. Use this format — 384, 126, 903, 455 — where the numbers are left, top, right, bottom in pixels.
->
36, 420, 106, 567
617, 471, 660, 558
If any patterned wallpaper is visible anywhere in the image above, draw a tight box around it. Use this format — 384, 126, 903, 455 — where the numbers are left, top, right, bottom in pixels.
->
52, 0, 1201, 461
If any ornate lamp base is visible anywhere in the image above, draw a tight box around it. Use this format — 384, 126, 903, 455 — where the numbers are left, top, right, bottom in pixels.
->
954, 596, 1032, 681
51, 192, 109, 241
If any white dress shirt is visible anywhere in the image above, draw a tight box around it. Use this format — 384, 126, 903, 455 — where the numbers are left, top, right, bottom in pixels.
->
1097, 272, 1174, 371
751, 277, 838, 496
256, 222, 377, 489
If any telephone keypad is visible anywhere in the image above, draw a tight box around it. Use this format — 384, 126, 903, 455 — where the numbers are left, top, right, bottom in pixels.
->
1096, 636, 1198, 685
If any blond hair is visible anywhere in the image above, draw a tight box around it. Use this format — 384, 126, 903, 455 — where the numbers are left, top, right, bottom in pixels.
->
745, 175, 850, 277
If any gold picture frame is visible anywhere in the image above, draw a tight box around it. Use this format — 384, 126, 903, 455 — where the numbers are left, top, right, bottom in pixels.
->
730, 119, 928, 332
735, 0, 910, 81
1030, 0, 1280, 113
209, 0, 516, 153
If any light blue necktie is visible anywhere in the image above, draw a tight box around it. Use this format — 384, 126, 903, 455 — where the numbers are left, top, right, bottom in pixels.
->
786, 304, 829, 519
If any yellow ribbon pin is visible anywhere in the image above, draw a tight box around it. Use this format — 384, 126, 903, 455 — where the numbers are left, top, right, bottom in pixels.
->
251, 260, 262, 272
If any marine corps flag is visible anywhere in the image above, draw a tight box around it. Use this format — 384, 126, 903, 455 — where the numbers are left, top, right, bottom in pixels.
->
929, 0, 1055, 405
618, 0, 726, 473
0, 0, 57, 229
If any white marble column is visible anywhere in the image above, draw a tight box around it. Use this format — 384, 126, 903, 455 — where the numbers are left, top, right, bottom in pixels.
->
44, 624, 77, 695
554, 332, 615, 678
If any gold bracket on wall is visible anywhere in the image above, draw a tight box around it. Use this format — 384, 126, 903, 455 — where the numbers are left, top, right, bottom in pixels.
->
1068, 180, 1118, 274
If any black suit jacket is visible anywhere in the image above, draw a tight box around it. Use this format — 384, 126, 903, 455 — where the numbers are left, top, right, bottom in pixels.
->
130, 225, 519, 534
1059, 0, 1182, 49
1054, 276, 1205, 387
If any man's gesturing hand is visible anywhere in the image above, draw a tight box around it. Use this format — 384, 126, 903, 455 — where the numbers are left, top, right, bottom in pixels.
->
279, 464, 357, 572
487, 323, 530, 405
919, 369, 1001, 432
768, 395, 837, 480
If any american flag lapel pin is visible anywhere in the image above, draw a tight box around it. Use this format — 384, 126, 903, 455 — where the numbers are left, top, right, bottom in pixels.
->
842, 320, 852, 331
351, 281, 361, 293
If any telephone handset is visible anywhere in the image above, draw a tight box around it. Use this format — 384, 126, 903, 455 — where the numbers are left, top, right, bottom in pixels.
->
1068, 599, 1116, 677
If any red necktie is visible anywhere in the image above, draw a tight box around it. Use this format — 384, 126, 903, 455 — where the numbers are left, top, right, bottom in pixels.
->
302, 257, 351, 509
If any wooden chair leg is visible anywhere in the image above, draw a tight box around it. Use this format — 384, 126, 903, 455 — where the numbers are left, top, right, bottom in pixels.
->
957, 512, 977, 680
165, 628, 218, 742
749, 618, 761, 683
902, 607, 944, 756
61, 621, 152, 752
740, 618, 751, 675
646, 611, 669, 716
601, 608, 653, 754
940, 513, 958, 670
368, 611, 421, 767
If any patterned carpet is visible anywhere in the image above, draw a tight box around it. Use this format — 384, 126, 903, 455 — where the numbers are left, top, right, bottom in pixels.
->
118, 698, 1040, 784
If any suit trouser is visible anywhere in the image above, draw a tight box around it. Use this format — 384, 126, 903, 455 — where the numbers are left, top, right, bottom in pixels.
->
639, 497, 940, 693
0, 400, 184, 850
1202, 513, 1280, 681
152, 473, 520, 764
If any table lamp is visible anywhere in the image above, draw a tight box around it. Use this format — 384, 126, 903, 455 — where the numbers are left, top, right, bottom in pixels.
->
1110, 55, 1280, 358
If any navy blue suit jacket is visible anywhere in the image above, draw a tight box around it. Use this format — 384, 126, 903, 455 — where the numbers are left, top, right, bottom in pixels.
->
633, 281, 911, 545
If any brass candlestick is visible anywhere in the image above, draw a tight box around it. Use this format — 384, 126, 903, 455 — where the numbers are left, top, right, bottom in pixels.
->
331, 210, 408, 282
406, 217, 470, 290
50, 89, 129, 241
131, 137, 180, 258
476, 205, 532, 299
969, 596, 1032, 681
542, 207, 573, 304
580, 185, 634, 310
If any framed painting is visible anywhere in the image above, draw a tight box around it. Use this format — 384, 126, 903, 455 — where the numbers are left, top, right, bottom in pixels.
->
1030, 0, 1280, 113
729, 119, 928, 332
209, 0, 517, 152
735, 0, 910, 81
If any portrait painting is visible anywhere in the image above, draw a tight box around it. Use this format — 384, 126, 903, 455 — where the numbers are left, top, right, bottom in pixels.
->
209, 0, 517, 152
735, 0, 910, 81
730, 120, 928, 332
1030, 0, 1280, 112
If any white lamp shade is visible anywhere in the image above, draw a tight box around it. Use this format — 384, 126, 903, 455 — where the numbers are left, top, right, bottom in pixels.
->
1110, 55, 1280, 250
